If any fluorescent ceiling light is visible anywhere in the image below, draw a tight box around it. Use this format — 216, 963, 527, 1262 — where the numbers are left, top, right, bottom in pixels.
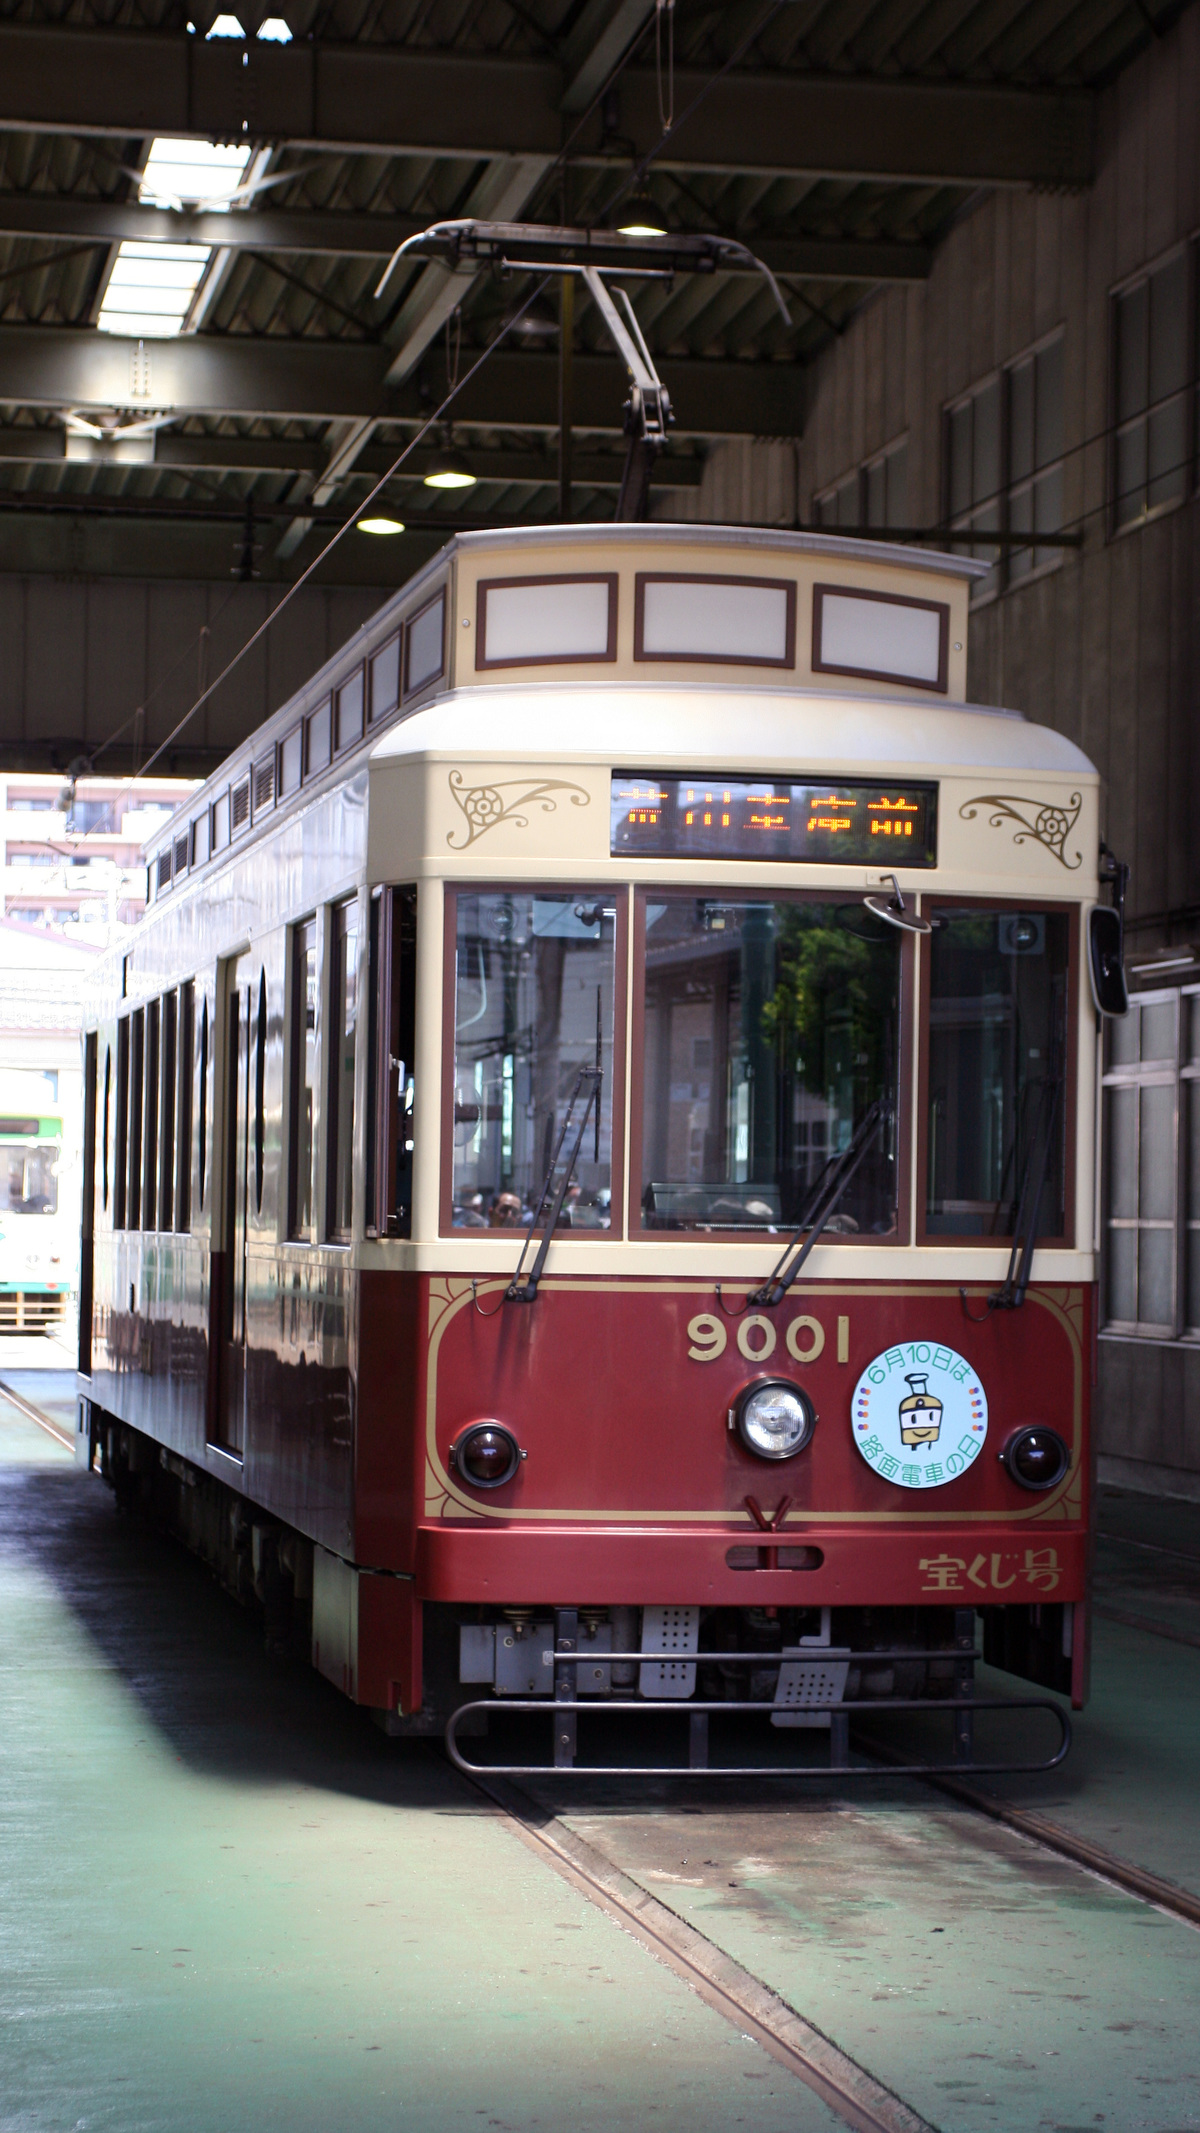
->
358, 516, 406, 535
206, 13, 245, 33
257, 16, 292, 38
97, 139, 252, 337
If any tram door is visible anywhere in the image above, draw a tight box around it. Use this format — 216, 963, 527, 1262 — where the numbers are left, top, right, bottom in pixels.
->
217, 957, 252, 1456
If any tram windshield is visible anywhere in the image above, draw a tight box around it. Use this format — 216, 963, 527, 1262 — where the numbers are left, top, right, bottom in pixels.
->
1, 1142, 59, 1215
451, 892, 617, 1229
925, 907, 1068, 1237
638, 896, 900, 1234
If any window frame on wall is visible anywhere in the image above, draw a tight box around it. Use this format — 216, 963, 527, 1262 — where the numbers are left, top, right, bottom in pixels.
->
814, 436, 909, 536
1101, 983, 1200, 1340
943, 330, 1065, 601
1110, 242, 1196, 537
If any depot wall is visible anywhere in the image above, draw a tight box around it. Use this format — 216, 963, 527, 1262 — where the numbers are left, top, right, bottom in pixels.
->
660, 8, 1200, 1503
0, 576, 384, 776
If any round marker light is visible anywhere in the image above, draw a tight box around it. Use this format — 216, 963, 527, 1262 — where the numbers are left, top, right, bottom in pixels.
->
1001, 1425, 1069, 1492
734, 1379, 816, 1462
451, 1421, 522, 1489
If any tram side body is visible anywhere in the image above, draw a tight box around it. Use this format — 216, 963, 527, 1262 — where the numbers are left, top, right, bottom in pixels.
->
81, 732, 1097, 1731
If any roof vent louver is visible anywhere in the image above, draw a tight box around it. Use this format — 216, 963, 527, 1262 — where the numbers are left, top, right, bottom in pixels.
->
174, 834, 189, 877
156, 851, 172, 892
231, 778, 251, 832
253, 754, 275, 816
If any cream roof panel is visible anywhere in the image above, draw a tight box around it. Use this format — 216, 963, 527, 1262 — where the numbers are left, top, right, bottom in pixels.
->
370, 682, 1098, 780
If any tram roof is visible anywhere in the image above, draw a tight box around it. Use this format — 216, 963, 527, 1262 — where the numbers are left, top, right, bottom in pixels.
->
372, 681, 1094, 779
143, 524, 1092, 894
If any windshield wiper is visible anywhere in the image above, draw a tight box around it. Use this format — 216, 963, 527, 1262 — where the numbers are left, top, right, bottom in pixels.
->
746, 1096, 890, 1309
962, 1067, 1063, 1318
506, 1065, 603, 1304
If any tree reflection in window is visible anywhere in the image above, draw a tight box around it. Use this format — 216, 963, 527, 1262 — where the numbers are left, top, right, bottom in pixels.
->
639, 897, 899, 1233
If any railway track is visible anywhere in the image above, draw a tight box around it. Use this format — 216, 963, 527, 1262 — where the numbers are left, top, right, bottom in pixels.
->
0, 1374, 73, 1450
456, 1708, 1200, 2133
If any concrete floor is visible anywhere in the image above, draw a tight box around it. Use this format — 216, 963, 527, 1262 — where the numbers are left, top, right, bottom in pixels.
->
2, 1352, 1199, 2133
0, 1381, 839, 2133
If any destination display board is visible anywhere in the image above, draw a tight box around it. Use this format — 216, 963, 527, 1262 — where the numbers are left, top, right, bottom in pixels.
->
611, 773, 938, 866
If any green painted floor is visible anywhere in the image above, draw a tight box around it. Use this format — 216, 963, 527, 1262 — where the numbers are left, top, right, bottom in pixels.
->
4, 1375, 1200, 2133
0, 1410, 839, 2133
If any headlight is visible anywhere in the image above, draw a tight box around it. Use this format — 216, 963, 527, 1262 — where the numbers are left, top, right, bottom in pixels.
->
450, 1421, 523, 1489
733, 1379, 816, 1461
1001, 1425, 1069, 1492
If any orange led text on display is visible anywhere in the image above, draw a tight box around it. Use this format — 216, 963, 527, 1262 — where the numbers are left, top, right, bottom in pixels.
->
612, 772, 937, 866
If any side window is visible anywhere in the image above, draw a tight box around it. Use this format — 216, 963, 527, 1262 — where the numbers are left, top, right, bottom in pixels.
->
143, 999, 160, 1230
288, 920, 318, 1240
367, 886, 416, 1240
101, 1043, 112, 1214
127, 1008, 145, 1230
159, 991, 177, 1231
197, 993, 210, 1214
254, 968, 267, 1215
114, 1018, 129, 1229
327, 899, 359, 1241
176, 982, 194, 1230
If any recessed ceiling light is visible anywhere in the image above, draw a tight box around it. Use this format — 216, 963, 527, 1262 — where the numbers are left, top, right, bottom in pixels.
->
257, 16, 292, 37
206, 13, 245, 34
358, 516, 406, 535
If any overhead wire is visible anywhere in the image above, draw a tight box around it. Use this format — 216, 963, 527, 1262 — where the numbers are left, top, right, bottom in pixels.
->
91, 274, 553, 806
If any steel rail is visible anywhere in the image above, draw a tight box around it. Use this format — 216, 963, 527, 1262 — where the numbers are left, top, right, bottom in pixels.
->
916, 1767, 1200, 1934
0, 1375, 73, 1450
453, 1760, 936, 2133
1093, 1602, 1200, 1650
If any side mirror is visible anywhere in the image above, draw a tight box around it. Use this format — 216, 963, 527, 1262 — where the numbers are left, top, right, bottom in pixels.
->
1089, 905, 1129, 1017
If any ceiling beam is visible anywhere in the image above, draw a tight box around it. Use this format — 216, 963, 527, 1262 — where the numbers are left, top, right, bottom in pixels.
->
0, 423, 703, 484
0, 27, 1095, 186
560, 0, 656, 113
0, 194, 934, 280
0, 326, 804, 435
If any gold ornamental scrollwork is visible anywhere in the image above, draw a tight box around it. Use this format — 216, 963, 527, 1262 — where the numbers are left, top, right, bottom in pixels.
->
446, 769, 590, 850
958, 791, 1083, 870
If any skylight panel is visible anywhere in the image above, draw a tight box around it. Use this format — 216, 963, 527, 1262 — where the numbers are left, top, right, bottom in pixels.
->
138, 138, 252, 211
97, 242, 212, 338
96, 138, 253, 338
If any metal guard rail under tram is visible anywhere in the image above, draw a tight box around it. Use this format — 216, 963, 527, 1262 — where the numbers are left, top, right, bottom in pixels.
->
444, 1642, 1072, 1777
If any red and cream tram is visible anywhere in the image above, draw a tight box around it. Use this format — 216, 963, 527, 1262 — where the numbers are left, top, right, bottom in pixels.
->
78, 525, 1107, 1771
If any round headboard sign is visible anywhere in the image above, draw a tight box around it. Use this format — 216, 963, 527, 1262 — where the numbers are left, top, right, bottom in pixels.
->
852, 1342, 987, 1489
